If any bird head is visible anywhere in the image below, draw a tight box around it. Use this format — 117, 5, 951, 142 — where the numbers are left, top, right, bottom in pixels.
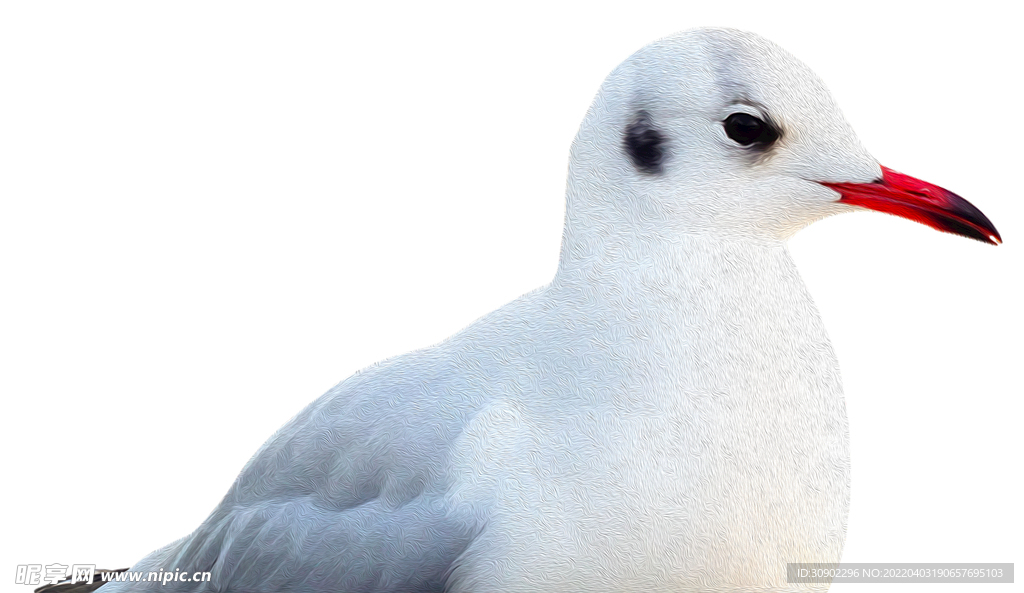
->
562, 28, 1000, 251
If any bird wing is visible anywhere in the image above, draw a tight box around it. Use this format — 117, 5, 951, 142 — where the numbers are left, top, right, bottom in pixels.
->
120, 347, 487, 593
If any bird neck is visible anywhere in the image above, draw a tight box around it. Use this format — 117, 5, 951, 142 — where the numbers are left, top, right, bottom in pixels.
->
550, 228, 837, 414
555, 191, 794, 287
551, 218, 817, 353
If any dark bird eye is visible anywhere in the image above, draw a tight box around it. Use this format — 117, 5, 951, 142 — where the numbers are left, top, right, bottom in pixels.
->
724, 112, 780, 147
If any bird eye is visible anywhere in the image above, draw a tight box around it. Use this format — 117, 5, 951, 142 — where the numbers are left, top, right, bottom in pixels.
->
723, 112, 779, 147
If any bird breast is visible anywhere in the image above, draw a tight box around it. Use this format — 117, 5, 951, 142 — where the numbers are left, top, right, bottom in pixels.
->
445, 234, 850, 591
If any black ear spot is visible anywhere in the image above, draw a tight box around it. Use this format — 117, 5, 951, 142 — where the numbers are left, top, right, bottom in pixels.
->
623, 110, 665, 175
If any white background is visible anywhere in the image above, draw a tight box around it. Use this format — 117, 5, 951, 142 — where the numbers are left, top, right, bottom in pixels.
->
1, 2, 1020, 592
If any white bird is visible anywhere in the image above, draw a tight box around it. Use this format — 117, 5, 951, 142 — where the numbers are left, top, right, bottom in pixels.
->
88, 27, 999, 593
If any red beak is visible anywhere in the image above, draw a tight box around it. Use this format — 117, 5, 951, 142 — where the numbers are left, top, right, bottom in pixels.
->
820, 166, 1001, 245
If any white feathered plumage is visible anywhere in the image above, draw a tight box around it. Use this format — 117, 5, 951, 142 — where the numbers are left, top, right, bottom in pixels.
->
95, 27, 998, 593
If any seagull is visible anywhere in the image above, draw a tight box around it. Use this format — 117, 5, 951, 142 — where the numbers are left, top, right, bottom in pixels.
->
84, 27, 999, 593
